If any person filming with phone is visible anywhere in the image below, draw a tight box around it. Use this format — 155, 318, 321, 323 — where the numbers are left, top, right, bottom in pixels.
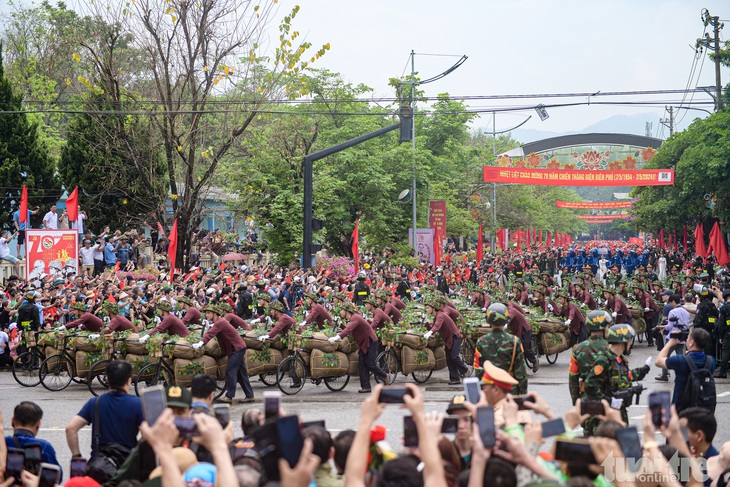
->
4, 402, 63, 481
656, 293, 691, 382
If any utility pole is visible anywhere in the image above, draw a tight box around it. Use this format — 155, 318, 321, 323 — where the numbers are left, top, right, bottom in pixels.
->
645, 121, 652, 137
410, 50, 417, 253
697, 10, 724, 111
660, 106, 674, 137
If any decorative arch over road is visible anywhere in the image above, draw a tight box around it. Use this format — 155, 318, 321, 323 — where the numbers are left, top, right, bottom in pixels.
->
497, 133, 664, 171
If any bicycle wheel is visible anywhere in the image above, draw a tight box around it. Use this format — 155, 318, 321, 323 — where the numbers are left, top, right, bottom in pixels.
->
459, 339, 475, 366
411, 368, 432, 384
377, 350, 398, 385
40, 354, 74, 391
545, 352, 559, 364
87, 360, 110, 396
324, 375, 350, 392
12, 350, 43, 387
135, 363, 174, 396
215, 379, 227, 400
259, 373, 278, 387
276, 356, 306, 395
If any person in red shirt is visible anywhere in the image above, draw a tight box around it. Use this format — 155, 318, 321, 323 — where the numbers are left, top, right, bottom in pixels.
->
376, 291, 402, 326
603, 288, 631, 326
177, 297, 201, 327
364, 298, 391, 330
218, 302, 251, 331
257, 300, 298, 341
140, 301, 189, 340
102, 301, 138, 334
556, 292, 587, 346
329, 302, 386, 393
193, 304, 253, 404
62, 302, 104, 332
302, 293, 334, 331
424, 298, 469, 385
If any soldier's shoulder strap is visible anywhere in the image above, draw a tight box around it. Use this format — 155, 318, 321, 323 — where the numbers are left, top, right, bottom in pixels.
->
508, 336, 519, 375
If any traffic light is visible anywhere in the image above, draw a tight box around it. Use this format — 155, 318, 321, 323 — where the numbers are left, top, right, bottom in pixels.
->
312, 218, 325, 231
399, 105, 413, 143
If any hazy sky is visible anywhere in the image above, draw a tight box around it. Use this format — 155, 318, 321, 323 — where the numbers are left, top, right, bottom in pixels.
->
283, 0, 728, 136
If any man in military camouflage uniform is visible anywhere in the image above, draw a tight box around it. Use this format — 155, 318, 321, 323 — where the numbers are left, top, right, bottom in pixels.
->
605, 324, 651, 424
473, 303, 527, 394
568, 310, 612, 436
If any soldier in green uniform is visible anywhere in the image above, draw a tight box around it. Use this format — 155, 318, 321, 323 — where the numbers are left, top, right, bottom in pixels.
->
605, 324, 651, 424
473, 303, 527, 394
568, 310, 612, 436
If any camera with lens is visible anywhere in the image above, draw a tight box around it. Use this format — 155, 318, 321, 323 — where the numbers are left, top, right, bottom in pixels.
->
669, 326, 689, 342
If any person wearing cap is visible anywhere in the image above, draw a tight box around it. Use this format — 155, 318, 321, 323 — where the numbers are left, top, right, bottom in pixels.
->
139, 301, 189, 342
364, 297, 391, 331
714, 289, 730, 378
632, 282, 660, 347
193, 304, 253, 404
376, 291, 402, 326
329, 302, 386, 393
62, 302, 104, 332
17, 291, 41, 336
556, 292, 587, 347
220, 302, 251, 331
303, 292, 335, 330
446, 395, 473, 470
352, 271, 370, 306
480, 361, 518, 427
424, 298, 470, 385
102, 301, 138, 334
474, 303, 528, 394
694, 285, 720, 356
79, 239, 96, 277
178, 296, 201, 327
235, 283, 254, 320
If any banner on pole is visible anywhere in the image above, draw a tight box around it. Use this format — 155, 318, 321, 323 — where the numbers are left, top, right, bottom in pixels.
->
429, 200, 447, 239
408, 228, 436, 265
25, 229, 79, 282
555, 200, 634, 209
578, 215, 629, 221
483, 167, 674, 186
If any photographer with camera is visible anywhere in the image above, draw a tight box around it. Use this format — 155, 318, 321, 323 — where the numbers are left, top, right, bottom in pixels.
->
656, 294, 690, 382
656, 327, 716, 413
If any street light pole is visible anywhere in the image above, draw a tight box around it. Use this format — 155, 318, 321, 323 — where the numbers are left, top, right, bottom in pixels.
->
411, 50, 417, 252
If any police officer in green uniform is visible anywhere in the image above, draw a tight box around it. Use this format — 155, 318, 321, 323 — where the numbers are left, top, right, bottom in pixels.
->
473, 303, 527, 394
568, 310, 612, 436
605, 324, 651, 424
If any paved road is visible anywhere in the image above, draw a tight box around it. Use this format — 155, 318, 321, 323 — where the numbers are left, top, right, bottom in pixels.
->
2, 340, 729, 472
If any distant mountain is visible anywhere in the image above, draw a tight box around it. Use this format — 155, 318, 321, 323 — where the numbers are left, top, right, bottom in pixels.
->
493, 112, 662, 144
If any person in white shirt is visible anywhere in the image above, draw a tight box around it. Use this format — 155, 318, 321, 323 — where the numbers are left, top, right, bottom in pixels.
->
79, 239, 96, 277
0, 328, 11, 367
0, 230, 20, 275
72, 210, 86, 237
43, 205, 58, 229
92, 237, 105, 277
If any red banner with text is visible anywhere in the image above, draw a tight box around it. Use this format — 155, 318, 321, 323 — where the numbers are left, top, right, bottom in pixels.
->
25, 229, 79, 282
429, 200, 447, 240
483, 167, 674, 186
555, 200, 634, 209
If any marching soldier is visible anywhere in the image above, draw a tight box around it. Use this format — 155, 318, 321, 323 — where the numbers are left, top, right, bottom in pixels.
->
302, 292, 335, 331
473, 303, 527, 394
376, 290, 402, 326
424, 297, 470, 385
568, 310, 612, 436
139, 301, 189, 341
605, 324, 651, 424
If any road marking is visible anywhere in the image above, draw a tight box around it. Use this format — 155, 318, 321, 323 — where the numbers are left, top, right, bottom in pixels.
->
717, 391, 730, 398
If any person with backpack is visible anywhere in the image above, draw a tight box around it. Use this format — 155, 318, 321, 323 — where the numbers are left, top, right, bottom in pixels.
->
656, 327, 716, 413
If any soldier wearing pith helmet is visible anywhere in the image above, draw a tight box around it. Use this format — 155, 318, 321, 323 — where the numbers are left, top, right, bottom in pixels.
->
473, 303, 527, 394
193, 304, 253, 404
302, 292, 335, 331
424, 297, 470, 386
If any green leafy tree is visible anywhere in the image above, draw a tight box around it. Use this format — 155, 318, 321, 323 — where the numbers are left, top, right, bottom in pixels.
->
631, 112, 730, 231
0, 46, 59, 227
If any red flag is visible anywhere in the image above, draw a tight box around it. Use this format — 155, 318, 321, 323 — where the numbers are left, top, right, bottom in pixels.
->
708, 222, 730, 265
554, 232, 559, 247
659, 230, 666, 249
19, 186, 28, 224
66, 186, 79, 221
476, 223, 484, 262
114, 261, 121, 272
694, 223, 707, 259
168, 219, 178, 283
351, 219, 359, 274
546, 232, 551, 247
538, 229, 543, 244
683, 226, 688, 250
497, 229, 508, 250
